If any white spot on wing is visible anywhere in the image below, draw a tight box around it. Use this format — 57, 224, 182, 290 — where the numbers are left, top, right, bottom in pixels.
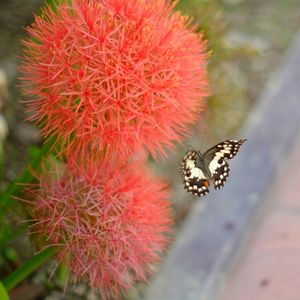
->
190, 167, 206, 180
185, 159, 195, 170
208, 158, 220, 174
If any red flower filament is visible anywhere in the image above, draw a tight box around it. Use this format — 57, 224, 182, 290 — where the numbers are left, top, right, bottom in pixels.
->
28, 159, 172, 298
20, 0, 208, 159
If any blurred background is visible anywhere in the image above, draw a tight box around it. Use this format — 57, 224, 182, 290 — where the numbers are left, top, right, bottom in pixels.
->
1, 0, 300, 299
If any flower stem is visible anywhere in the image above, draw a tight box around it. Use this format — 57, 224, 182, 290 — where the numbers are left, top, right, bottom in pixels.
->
2, 247, 55, 291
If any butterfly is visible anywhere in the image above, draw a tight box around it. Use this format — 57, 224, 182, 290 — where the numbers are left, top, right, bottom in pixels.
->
180, 139, 246, 196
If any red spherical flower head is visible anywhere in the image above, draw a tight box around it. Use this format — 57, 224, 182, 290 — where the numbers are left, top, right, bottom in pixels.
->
27, 158, 172, 299
20, 0, 208, 160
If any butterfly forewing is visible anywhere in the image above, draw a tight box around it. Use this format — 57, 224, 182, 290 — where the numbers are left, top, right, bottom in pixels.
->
204, 139, 246, 190
180, 139, 246, 196
203, 139, 247, 161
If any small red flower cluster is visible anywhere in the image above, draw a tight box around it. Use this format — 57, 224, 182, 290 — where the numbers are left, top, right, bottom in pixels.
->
29, 159, 171, 299
21, 0, 207, 297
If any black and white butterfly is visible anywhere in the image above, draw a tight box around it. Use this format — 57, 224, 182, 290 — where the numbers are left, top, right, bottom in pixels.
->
180, 139, 246, 197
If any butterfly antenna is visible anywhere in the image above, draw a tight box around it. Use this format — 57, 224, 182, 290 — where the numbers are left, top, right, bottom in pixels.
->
187, 144, 194, 151
199, 133, 207, 153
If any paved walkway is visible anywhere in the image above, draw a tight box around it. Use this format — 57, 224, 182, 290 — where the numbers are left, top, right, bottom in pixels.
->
220, 133, 300, 300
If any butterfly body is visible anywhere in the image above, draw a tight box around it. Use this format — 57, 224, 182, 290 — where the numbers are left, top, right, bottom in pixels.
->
180, 139, 246, 197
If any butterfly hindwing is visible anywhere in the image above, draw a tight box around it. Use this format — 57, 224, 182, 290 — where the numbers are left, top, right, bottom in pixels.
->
180, 139, 246, 196
180, 150, 210, 196
208, 158, 230, 189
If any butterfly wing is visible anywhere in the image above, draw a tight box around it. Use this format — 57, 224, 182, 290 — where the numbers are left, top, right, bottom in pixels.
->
204, 139, 247, 161
208, 158, 230, 189
203, 139, 246, 190
180, 150, 210, 196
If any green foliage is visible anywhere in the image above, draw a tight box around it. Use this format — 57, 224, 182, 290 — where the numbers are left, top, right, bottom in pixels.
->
0, 142, 3, 183
0, 139, 55, 293
0, 139, 54, 212
2, 247, 54, 291
0, 282, 10, 300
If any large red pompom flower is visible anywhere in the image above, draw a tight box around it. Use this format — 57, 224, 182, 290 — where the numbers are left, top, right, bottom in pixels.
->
20, 0, 208, 160
27, 159, 172, 299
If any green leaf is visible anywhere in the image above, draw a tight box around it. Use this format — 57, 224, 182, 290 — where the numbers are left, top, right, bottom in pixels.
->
56, 263, 69, 287
2, 247, 55, 291
0, 282, 10, 300
2, 247, 19, 263
27, 145, 41, 161
0, 139, 54, 212
0, 142, 3, 184
0, 224, 27, 246
45, 0, 70, 12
